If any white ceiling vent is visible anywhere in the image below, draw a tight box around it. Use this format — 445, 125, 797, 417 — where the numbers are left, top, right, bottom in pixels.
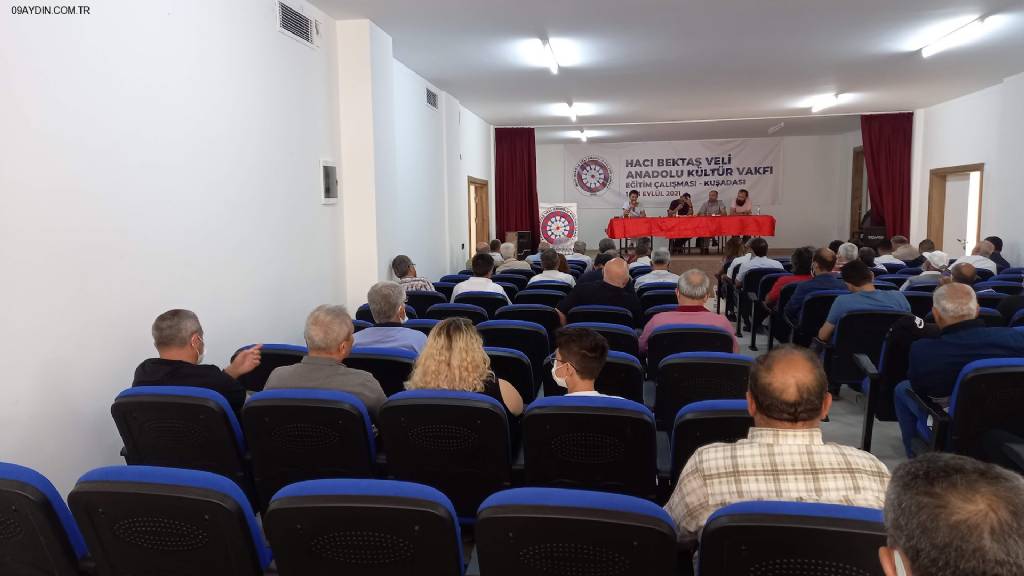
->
425, 87, 439, 110
277, 1, 320, 48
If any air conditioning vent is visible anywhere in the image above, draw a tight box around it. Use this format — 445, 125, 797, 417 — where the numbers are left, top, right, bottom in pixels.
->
277, 1, 320, 48
425, 87, 439, 110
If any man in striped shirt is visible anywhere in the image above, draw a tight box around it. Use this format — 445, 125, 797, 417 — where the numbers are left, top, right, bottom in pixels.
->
664, 346, 890, 539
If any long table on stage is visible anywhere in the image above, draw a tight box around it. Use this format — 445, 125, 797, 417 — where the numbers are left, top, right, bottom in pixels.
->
606, 215, 777, 239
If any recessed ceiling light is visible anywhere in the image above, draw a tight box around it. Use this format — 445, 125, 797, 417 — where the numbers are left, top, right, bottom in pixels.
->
566, 103, 577, 122
921, 16, 989, 58
542, 40, 559, 74
809, 93, 840, 113
578, 129, 588, 142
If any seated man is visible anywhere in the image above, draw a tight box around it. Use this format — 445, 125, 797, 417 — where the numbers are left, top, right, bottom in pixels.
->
266, 304, 387, 419
818, 260, 910, 342
891, 235, 917, 263
834, 242, 859, 271
766, 246, 813, 308
528, 248, 576, 287
950, 261, 977, 285
900, 251, 947, 291
391, 254, 436, 293
785, 248, 846, 322
452, 253, 510, 303
495, 242, 532, 272
664, 346, 890, 538
894, 284, 1024, 457
465, 242, 491, 270
556, 258, 642, 326
640, 269, 738, 354
133, 309, 262, 418
578, 251, 615, 284
598, 237, 617, 254
567, 240, 593, 271
984, 235, 1011, 272
353, 281, 427, 353
860, 246, 887, 275
634, 247, 680, 289
629, 239, 653, 269
955, 240, 999, 275
525, 240, 551, 264
880, 453, 1024, 576
874, 238, 903, 266
734, 237, 784, 285
908, 239, 934, 268
550, 327, 614, 397
488, 239, 504, 264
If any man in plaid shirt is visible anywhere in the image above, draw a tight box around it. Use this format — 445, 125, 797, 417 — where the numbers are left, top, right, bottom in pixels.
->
664, 346, 890, 538
391, 255, 436, 293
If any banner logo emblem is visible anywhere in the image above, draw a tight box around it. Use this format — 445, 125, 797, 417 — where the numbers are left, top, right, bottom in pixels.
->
540, 206, 578, 245
574, 155, 613, 196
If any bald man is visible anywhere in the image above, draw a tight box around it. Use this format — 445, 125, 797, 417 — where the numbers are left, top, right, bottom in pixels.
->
664, 346, 889, 539
956, 240, 999, 275
556, 257, 642, 326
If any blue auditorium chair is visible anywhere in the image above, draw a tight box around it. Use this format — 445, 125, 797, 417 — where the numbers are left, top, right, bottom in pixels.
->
735, 268, 785, 338
406, 290, 447, 317
379, 391, 511, 521
357, 303, 417, 324
433, 281, 456, 302
514, 289, 565, 308
541, 351, 645, 403
923, 307, 1005, 327
566, 304, 634, 327
789, 289, 847, 346
405, 318, 439, 336
453, 291, 509, 318
976, 268, 996, 281
629, 265, 652, 279
656, 352, 752, 429
699, 501, 886, 576
496, 282, 519, 301
492, 273, 528, 291
495, 304, 561, 345
242, 389, 375, 511
976, 291, 1008, 311
233, 343, 306, 392
564, 321, 640, 357
635, 281, 678, 298
902, 290, 935, 318
1012, 309, 1024, 327
425, 303, 489, 325
476, 488, 677, 576
669, 400, 753, 486
820, 310, 912, 396
111, 386, 251, 495
522, 396, 657, 498
69, 466, 271, 575
767, 282, 800, 350
993, 273, 1024, 283
485, 347, 536, 403
642, 303, 678, 327
352, 319, 372, 332
345, 347, 417, 397
873, 280, 899, 290
647, 324, 735, 379
974, 280, 1024, 295
882, 262, 906, 274
876, 273, 909, 285
639, 289, 678, 311
897, 266, 922, 275
440, 274, 471, 284
528, 280, 573, 295
265, 479, 464, 576
477, 320, 550, 384
501, 267, 536, 279
0, 462, 88, 576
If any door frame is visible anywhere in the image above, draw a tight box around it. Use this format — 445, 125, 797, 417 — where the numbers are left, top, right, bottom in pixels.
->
849, 146, 865, 239
468, 177, 490, 250
927, 163, 984, 252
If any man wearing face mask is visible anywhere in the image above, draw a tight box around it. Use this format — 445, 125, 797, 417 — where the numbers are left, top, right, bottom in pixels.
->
550, 327, 614, 397
132, 308, 262, 418
353, 281, 427, 353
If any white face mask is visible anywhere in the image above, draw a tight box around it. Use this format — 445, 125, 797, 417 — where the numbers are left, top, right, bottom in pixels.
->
194, 337, 205, 364
551, 360, 568, 389
894, 550, 908, 576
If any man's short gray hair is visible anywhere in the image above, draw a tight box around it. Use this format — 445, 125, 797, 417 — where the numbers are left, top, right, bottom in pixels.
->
573, 240, 587, 254
499, 242, 516, 260
152, 309, 202, 348
652, 247, 671, 265
933, 283, 978, 322
367, 281, 405, 323
837, 242, 859, 261
304, 304, 354, 352
677, 268, 710, 300
598, 238, 616, 252
391, 255, 414, 279
976, 240, 995, 257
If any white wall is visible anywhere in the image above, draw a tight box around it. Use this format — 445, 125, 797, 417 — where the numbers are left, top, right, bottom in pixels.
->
538, 132, 860, 250
0, 0, 342, 493
444, 93, 495, 272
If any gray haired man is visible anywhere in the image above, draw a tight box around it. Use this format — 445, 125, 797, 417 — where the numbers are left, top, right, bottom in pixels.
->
354, 282, 427, 353
634, 247, 680, 289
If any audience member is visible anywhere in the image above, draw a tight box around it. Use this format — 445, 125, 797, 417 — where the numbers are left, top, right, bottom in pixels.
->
766, 246, 813, 308
635, 247, 680, 288
406, 317, 523, 417
578, 252, 616, 284
880, 453, 1024, 576
955, 240, 999, 275
718, 236, 748, 283
859, 246, 886, 274
526, 240, 551, 263
949, 261, 977, 285
892, 235, 918, 263
568, 240, 593, 271
528, 248, 576, 286
663, 346, 889, 538
894, 284, 1024, 456
834, 242, 859, 271
785, 248, 845, 321
735, 237, 784, 284
984, 235, 1011, 272
828, 239, 844, 254
551, 327, 613, 397
391, 255, 436, 293
556, 258, 641, 325
495, 242, 532, 272
466, 242, 491, 270
557, 252, 571, 274
629, 239, 653, 269
900, 251, 947, 291
488, 239, 504, 264
818, 260, 910, 342
133, 309, 261, 418
353, 282, 427, 353
265, 305, 386, 418
640, 269, 737, 354
452, 253, 510, 303
598, 237, 617, 254
875, 238, 902, 266
906, 239, 934, 267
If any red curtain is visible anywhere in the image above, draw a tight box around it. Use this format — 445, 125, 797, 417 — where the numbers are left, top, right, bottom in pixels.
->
495, 127, 540, 251
861, 112, 913, 237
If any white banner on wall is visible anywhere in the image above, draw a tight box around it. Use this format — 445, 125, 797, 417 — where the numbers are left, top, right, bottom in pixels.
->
538, 203, 579, 253
564, 137, 782, 211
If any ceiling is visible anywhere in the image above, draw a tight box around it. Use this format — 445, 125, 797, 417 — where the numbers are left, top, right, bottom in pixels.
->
313, 0, 1024, 142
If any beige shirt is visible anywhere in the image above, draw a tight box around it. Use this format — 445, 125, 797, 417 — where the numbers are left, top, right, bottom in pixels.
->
496, 259, 533, 272
265, 356, 387, 419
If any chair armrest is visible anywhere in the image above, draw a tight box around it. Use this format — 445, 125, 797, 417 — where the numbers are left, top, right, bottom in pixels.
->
853, 353, 879, 380
905, 387, 951, 451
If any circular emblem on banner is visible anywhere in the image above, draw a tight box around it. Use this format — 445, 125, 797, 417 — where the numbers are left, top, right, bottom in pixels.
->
573, 155, 613, 196
540, 208, 577, 245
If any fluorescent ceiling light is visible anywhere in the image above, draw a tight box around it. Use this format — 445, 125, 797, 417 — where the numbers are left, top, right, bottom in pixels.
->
921, 17, 989, 58
543, 40, 559, 74
809, 93, 839, 113
566, 103, 577, 122
578, 129, 588, 142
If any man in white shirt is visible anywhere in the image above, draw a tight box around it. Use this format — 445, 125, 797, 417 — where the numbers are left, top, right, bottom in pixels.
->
874, 239, 903, 266
900, 251, 947, 291
496, 242, 532, 272
526, 241, 551, 264
488, 239, 504, 264
528, 249, 576, 287
550, 327, 616, 397
635, 247, 680, 289
956, 240, 999, 275
452, 253, 510, 303
568, 240, 593, 272
735, 237, 784, 285
629, 239, 653, 269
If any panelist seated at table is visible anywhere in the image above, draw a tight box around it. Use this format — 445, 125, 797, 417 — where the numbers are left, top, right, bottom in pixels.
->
667, 192, 693, 216
622, 189, 647, 218
697, 189, 728, 216
731, 188, 752, 215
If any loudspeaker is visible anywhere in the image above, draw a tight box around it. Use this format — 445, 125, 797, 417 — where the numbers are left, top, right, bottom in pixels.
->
506, 231, 532, 256
859, 226, 886, 248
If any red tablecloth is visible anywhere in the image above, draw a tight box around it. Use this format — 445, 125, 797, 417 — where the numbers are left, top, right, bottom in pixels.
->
606, 215, 776, 239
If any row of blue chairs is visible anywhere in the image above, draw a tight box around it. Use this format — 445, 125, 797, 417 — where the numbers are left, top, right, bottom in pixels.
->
0, 461, 889, 576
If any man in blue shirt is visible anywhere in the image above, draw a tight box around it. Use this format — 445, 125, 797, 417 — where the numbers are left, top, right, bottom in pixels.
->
353, 281, 427, 353
817, 260, 910, 342
785, 247, 846, 322
894, 283, 1024, 457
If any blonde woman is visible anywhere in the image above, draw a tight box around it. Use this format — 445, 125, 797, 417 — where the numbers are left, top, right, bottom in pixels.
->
407, 318, 524, 417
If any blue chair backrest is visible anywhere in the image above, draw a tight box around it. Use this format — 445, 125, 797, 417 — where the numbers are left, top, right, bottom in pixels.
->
902, 291, 935, 318
440, 274, 471, 284
69, 466, 271, 574
345, 347, 417, 397
566, 304, 634, 328
0, 462, 87, 575
647, 324, 735, 379
640, 289, 678, 310
947, 358, 1024, 458
529, 280, 573, 295
979, 307, 1007, 327
1005, 267, 1024, 275
699, 501, 885, 575
405, 318, 439, 336
477, 320, 549, 385
352, 319, 373, 332
496, 282, 519, 301
876, 273, 908, 285
485, 346, 536, 403
522, 396, 657, 498
993, 273, 1024, 282
794, 290, 848, 345
829, 311, 913, 384
655, 352, 752, 429
670, 400, 753, 484
425, 302, 489, 325
493, 273, 528, 290
433, 281, 456, 301
976, 268, 995, 281
882, 262, 906, 273
974, 281, 1024, 295
629, 265, 652, 279
541, 351, 645, 403
636, 281, 678, 297
357, 303, 417, 323
977, 291, 1008, 310
453, 291, 508, 318
111, 386, 250, 491
757, 272, 791, 300
265, 479, 463, 576
233, 343, 307, 392
1012, 309, 1024, 327
898, 267, 922, 275
476, 487, 677, 576
379, 391, 511, 520
502, 267, 536, 278
565, 321, 640, 357
458, 269, 473, 276
495, 304, 560, 345
514, 289, 565, 308
873, 280, 899, 290
642, 303, 679, 327
241, 389, 375, 512
406, 290, 448, 316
